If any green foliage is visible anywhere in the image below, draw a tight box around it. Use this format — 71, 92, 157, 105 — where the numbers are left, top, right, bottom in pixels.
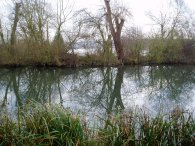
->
128, 39, 144, 62
148, 37, 183, 63
0, 41, 61, 66
97, 113, 136, 146
138, 112, 194, 146
22, 106, 85, 145
0, 115, 17, 145
96, 109, 195, 146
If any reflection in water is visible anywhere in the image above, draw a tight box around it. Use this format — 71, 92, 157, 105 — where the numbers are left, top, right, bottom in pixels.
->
0, 66, 195, 119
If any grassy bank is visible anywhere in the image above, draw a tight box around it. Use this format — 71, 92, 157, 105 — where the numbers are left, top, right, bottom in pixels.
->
1, 103, 195, 146
0, 52, 194, 68
0, 40, 195, 67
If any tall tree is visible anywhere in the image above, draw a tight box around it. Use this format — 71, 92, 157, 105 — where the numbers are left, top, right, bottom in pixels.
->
53, 0, 73, 52
147, 0, 186, 39
19, 0, 51, 43
10, 2, 21, 53
104, 0, 127, 63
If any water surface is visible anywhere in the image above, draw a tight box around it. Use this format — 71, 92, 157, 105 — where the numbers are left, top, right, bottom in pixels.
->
0, 66, 195, 120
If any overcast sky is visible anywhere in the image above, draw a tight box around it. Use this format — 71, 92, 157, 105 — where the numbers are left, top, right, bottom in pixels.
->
1, 0, 195, 34
72, 0, 195, 33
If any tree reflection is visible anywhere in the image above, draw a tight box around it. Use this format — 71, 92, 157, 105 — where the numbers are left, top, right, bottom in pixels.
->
147, 66, 195, 100
64, 67, 125, 115
107, 67, 124, 114
0, 66, 194, 117
123, 65, 195, 112
0, 68, 70, 108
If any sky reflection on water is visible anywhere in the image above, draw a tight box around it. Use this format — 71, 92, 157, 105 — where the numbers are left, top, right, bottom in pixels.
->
0, 66, 194, 120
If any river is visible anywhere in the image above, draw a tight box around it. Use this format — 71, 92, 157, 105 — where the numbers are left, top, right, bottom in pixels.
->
0, 65, 194, 121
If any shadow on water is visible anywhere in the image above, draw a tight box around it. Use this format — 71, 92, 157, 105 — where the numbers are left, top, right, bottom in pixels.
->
0, 65, 195, 118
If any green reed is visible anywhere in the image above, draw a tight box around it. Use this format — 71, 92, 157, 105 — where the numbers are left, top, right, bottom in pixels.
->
0, 103, 195, 146
0, 103, 87, 146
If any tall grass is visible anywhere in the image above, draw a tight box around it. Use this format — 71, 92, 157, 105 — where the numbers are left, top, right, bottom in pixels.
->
0, 103, 195, 146
0, 103, 87, 146
97, 109, 195, 146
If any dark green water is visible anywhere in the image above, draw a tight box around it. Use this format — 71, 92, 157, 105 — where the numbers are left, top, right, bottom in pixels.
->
0, 66, 195, 119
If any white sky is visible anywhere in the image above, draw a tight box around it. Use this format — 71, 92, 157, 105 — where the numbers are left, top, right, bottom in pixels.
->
1, 0, 195, 34
73, 0, 195, 34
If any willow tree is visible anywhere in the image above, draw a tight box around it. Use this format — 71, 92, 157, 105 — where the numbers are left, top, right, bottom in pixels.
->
104, 0, 129, 63
79, 10, 113, 62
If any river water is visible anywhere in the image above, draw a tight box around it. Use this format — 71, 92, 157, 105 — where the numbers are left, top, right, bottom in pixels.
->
0, 65, 195, 121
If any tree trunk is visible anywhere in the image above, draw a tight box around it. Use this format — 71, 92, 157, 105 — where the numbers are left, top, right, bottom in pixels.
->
10, 3, 21, 54
114, 36, 124, 61
104, 0, 125, 63
107, 67, 125, 114
46, 21, 49, 42
0, 20, 5, 45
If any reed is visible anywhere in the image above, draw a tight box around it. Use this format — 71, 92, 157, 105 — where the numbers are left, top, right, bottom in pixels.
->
0, 103, 195, 146
0, 103, 87, 146
97, 109, 195, 146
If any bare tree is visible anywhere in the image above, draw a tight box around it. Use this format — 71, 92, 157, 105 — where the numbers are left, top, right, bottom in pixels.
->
55, 0, 73, 34
80, 9, 113, 62
19, 0, 51, 43
65, 19, 83, 55
104, 0, 129, 63
180, 16, 195, 39
0, 19, 5, 45
10, 2, 21, 53
123, 26, 144, 62
147, 0, 186, 39
147, 0, 188, 63
51, 0, 75, 58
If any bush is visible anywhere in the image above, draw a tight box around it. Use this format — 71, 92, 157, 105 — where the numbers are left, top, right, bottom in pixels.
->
148, 37, 182, 63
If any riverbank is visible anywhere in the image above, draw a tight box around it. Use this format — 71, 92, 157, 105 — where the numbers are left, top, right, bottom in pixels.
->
0, 53, 194, 68
0, 102, 195, 146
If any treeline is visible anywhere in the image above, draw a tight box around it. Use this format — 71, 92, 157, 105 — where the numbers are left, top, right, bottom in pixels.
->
0, 0, 194, 67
